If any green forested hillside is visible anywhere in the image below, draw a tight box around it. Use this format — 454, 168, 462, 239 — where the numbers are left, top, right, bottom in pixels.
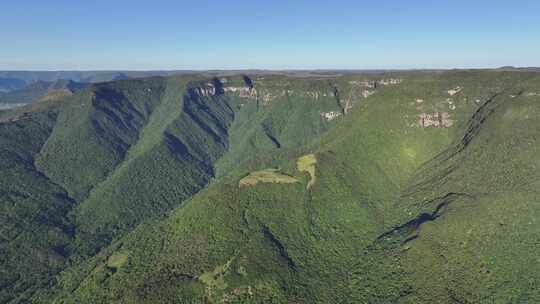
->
1, 71, 540, 303
0, 106, 74, 303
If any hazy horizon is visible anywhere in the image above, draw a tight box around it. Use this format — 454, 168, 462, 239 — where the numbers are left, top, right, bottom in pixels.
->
0, 66, 538, 73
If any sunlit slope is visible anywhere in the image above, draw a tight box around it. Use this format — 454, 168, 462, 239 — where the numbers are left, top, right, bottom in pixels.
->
73, 77, 236, 251
351, 86, 540, 303
36, 78, 169, 201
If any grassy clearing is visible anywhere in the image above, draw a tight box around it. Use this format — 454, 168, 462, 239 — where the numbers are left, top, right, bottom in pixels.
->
198, 256, 236, 301
297, 154, 317, 188
106, 252, 129, 269
239, 168, 298, 187
198, 257, 233, 290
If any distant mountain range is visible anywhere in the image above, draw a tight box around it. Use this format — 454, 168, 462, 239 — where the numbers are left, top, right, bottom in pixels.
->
0, 79, 89, 107
0, 71, 205, 96
0, 71, 181, 86
2, 68, 538, 94
0, 71, 202, 108
0, 77, 26, 92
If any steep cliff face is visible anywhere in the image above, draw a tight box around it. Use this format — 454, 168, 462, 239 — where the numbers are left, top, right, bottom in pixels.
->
214, 74, 412, 176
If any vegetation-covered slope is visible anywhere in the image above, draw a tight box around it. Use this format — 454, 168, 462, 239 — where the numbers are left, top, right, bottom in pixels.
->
1, 70, 540, 303
0, 106, 75, 303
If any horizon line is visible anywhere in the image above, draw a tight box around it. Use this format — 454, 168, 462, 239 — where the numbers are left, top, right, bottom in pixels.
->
1, 66, 538, 72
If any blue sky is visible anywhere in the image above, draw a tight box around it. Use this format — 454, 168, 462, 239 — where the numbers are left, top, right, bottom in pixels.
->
1, 0, 539, 70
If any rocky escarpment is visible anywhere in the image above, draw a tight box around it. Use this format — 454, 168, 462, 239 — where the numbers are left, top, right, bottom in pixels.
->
218, 75, 404, 120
